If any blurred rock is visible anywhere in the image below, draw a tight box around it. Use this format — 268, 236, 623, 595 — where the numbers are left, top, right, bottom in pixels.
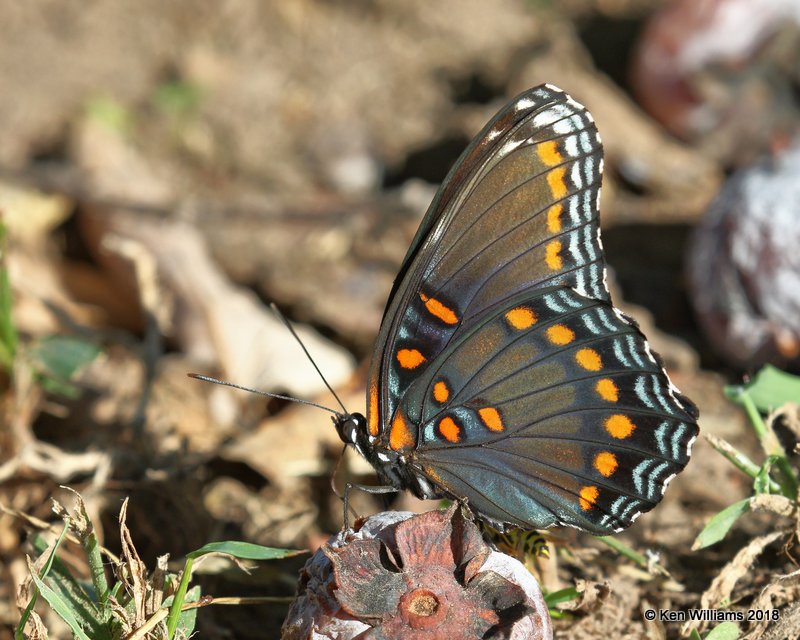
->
632, 0, 800, 166
687, 138, 800, 370
0, 182, 72, 245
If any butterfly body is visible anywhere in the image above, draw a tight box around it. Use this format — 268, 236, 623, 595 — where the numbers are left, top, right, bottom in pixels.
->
334, 84, 698, 535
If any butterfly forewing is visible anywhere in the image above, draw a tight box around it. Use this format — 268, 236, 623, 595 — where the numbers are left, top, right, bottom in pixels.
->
352, 84, 699, 535
369, 85, 608, 440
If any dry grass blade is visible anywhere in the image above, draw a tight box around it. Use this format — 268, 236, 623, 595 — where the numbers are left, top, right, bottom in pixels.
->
746, 570, 800, 639
749, 494, 795, 518
557, 579, 611, 613
147, 554, 169, 613
683, 530, 787, 636
18, 604, 48, 640
118, 498, 149, 627
640, 600, 666, 640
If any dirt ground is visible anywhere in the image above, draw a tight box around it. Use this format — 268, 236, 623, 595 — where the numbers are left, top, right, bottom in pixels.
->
2, 1, 800, 638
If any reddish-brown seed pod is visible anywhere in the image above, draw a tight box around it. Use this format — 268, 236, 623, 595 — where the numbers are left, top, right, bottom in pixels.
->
281, 505, 552, 640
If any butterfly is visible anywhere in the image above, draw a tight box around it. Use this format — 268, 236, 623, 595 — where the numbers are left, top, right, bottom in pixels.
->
333, 84, 699, 535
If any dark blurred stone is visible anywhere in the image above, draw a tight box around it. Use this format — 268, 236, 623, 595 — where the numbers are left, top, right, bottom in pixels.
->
687, 138, 800, 371
631, 0, 800, 166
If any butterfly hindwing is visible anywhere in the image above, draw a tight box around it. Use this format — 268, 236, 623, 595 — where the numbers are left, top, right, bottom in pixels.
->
398, 287, 697, 533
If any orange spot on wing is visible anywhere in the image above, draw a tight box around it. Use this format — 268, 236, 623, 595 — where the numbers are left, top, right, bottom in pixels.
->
389, 411, 416, 451
397, 348, 426, 369
433, 380, 450, 404
576, 348, 602, 371
545, 240, 563, 271
423, 465, 445, 486
438, 416, 461, 443
419, 293, 458, 325
505, 306, 537, 330
368, 381, 380, 436
594, 452, 618, 477
579, 485, 599, 511
605, 414, 635, 439
547, 166, 568, 199
537, 140, 563, 166
547, 203, 563, 233
595, 378, 619, 402
546, 324, 575, 345
478, 407, 504, 433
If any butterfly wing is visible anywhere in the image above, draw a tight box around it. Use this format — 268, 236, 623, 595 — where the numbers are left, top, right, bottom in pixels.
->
360, 84, 698, 534
367, 85, 608, 440
402, 287, 698, 534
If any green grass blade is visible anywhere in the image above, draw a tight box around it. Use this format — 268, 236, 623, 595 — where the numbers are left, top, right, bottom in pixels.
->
726, 381, 798, 497
186, 541, 305, 560
16, 525, 70, 639
704, 433, 783, 493
166, 557, 194, 639
29, 572, 93, 640
727, 366, 800, 411
0, 220, 17, 371
544, 587, 579, 607
693, 499, 751, 550
705, 621, 741, 639
29, 335, 101, 381
28, 533, 112, 639
172, 585, 201, 638
166, 541, 304, 637
596, 536, 650, 568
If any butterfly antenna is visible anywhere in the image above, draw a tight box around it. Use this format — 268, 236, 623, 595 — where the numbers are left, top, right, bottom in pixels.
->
187, 373, 339, 415
269, 302, 349, 415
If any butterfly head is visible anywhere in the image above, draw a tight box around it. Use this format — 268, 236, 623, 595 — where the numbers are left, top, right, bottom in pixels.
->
333, 411, 369, 452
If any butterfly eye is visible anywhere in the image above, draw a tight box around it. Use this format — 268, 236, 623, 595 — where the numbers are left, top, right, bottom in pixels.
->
334, 413, 367, 447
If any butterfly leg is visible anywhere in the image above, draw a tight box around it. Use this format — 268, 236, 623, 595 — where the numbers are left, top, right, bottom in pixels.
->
343, 482, 399, 530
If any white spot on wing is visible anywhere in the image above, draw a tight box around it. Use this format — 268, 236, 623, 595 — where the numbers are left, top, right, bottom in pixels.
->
582, 225, 596, 261
558, 289, 583, 308
635, 376, 657, 410
485, 128, 503, 142
627, 335, 646, 368
543, 293, 567, 313
571, 161, 583, 188
552, 118, 573, 135
643, 340, 659, 365
686, 434, 697, 456
532, 104, 571, 129
565, 135, 579, 157
613, 338, 631, 367
568, 195, 580, 225
566, 96, 586, 111
582, 312, 601, 335
499, 137, 525, 157
515, 97, 538, 111
579, 131, 593, 154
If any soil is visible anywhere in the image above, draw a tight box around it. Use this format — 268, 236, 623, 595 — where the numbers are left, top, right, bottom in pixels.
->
2, 1, 800, 639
